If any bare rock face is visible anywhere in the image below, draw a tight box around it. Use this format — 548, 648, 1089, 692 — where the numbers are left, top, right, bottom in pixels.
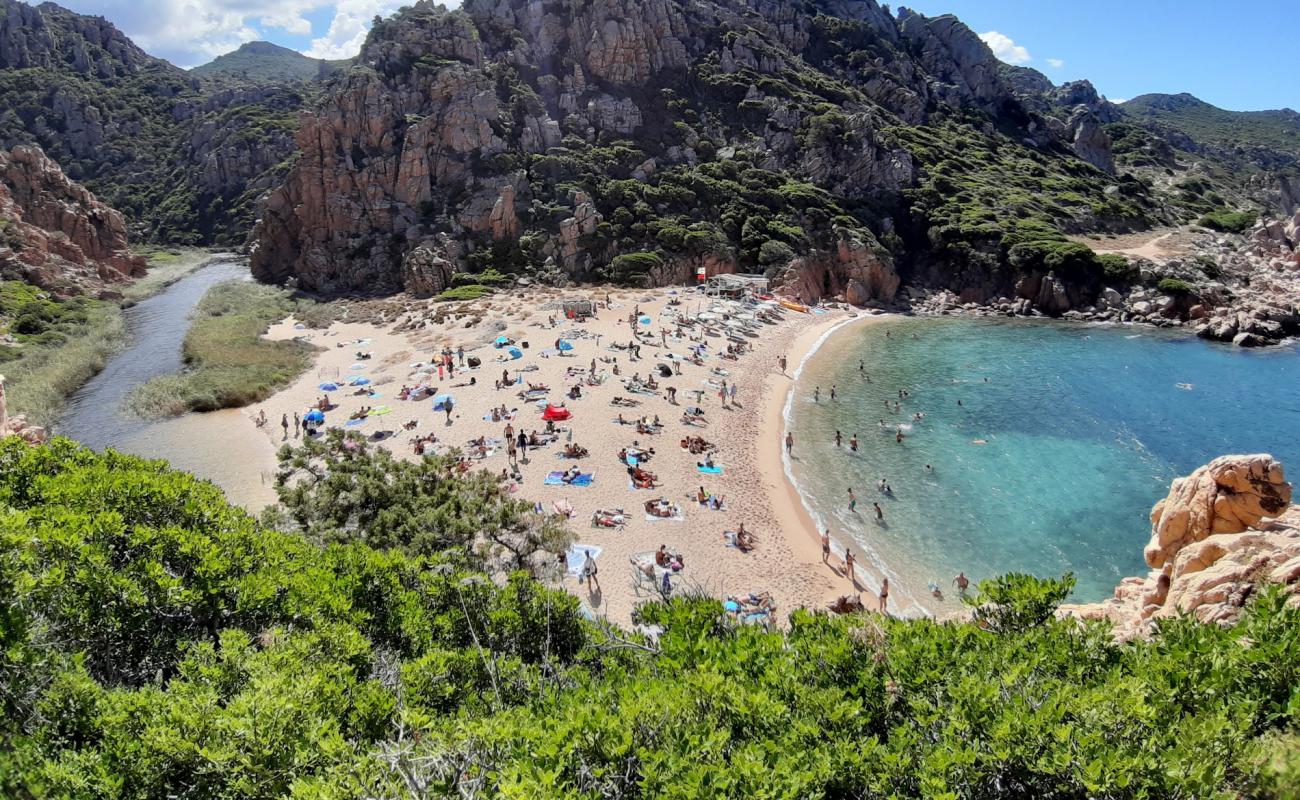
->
1062, 455, 1298, 639
0, 144, 145, 295
1146, 454, 1293, 568
772, 228, 899, 306
1067, 107, 1115, 174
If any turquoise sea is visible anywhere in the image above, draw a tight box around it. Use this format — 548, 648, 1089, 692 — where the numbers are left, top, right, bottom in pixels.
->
787, 316, 1300, 613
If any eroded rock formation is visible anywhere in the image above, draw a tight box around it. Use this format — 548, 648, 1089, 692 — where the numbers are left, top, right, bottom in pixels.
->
1062, 455, 1299, 639
0, 144, 145, 296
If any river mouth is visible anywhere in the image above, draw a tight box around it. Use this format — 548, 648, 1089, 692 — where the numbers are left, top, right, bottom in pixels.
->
54, 256, 279, 511
787, 316, 1300, 608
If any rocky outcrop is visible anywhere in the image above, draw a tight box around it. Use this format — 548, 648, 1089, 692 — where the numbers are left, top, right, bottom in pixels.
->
771, 228, 899, 306
895, 9, 1012, 112
0, 144, 145, 295
1062, 455, 1299, 639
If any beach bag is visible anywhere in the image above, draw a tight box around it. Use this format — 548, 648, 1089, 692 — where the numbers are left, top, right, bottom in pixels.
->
468, 356, 481, 367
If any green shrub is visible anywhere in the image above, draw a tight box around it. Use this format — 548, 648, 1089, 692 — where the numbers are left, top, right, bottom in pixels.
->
1158, 277, 1196, 295
1197, 209, 1258, 233
437, 284, 495, 301
1098, 253, 1139, 284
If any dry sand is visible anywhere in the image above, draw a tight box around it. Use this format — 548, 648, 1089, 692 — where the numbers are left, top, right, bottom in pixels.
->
240, 286, 896, 625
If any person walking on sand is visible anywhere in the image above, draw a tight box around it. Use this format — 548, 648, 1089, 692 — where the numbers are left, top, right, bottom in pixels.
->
847, 487, 857, 513
582, 549, 600, 591
880, 578, 890, 612
729, 383, 737, 406
281, 413, 289, 440
821, 529, 831, 564
457, 346, 464, 366
953, 571, 970, 595
844, 550, 856, 583
778, 354, 787, 374
785, 431, 794, 454
444, 397, 454, 424
293, 411, 301, 438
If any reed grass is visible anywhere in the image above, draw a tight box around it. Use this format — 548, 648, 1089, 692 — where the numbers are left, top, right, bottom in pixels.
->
126, 281, 316, 417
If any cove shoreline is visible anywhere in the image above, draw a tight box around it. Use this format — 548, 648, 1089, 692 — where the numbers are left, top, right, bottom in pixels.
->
771, 312, 938, 619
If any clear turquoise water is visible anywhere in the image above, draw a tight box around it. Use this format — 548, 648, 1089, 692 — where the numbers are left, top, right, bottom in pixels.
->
789, 317, 1300, 609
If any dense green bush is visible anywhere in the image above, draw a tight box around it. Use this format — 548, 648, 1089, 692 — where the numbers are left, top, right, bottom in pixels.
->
1198, 209, 1258, 233
2, 438, 1299, 797
437, 284, 495, 301
1158, 277, 1197, 295
1098, 252, 1139, 284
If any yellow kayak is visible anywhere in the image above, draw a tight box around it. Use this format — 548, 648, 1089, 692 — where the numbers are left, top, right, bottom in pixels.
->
779, 299, 808, 313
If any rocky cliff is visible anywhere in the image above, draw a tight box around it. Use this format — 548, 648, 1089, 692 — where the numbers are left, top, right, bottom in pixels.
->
1062, 455, 1299, 639
250, 0, 1139, 300
0, 144, 145, 296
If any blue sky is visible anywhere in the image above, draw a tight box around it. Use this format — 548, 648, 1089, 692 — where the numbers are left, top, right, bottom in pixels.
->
901, 0, 1296, 111
58, 1, 1295, 111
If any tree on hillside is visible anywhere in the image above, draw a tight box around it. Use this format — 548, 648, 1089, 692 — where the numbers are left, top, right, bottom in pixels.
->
267, 429, 571, 575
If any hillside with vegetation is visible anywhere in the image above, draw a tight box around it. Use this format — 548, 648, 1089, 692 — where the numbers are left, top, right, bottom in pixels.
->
1, 435, 1298, 798
191, 41, 348, 84
1122, 93, 1300, 154
0, 0, 301, 244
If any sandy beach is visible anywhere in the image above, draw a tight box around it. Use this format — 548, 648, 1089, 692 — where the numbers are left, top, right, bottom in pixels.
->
236, 286, 900, 624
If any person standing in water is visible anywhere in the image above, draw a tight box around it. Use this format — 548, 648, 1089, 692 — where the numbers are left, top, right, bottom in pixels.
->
785, 431, 794, 454
849, 433, 859, 452
953, 571, 970, 595
835, 430, 843, 448
830, 385, 837, 401
847, 487, 857, 513
873, 502, 884, 521
814, 386, 820, 403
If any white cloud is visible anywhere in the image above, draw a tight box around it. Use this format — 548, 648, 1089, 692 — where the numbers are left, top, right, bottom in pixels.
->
978, 30, 1031, 65
1046, 58, 1065, 69
305, 0, 408, 60
54, 0, 416, 67
1109, 98, 1128, 104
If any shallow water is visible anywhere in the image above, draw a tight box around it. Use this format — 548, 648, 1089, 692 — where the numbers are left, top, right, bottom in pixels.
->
54, 256, 278, 510
788, 317, 1300, 606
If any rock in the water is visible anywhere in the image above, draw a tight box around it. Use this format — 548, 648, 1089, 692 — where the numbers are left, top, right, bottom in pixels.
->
1062, 455, 1298, 639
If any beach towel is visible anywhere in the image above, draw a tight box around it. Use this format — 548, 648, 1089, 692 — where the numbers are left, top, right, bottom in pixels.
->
565, 544, 602, 577
626, 455, 639, 467
545, 471, 594, 487
645, 509, 685, 522
697, 464, 723, 474
345, 418, 366, 427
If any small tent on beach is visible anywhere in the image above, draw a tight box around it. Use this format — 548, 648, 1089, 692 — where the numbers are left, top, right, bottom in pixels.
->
542, 404, 572, 421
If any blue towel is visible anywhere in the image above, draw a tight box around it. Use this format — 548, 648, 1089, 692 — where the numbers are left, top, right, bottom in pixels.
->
345, 418, 366, 427
545, 471, 594, 487
697, 464, 723, 474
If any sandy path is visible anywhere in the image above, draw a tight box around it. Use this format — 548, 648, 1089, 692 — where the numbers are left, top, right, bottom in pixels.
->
240, 287, 889, 625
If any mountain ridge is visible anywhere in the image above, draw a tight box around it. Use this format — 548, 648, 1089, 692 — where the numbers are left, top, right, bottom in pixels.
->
191, 40, 349, 83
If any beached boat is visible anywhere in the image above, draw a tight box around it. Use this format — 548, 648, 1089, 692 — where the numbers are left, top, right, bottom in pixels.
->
779, 299, 808, 313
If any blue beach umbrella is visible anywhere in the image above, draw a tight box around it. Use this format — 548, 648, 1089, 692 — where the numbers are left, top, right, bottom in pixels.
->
304, 409, 325, 423
495, 335, 510, 347
318, 382, 339, 391
349, 377, 371, 387
507, 346, 523, 360
432, 394, 455, 411
557, 339, 574, 352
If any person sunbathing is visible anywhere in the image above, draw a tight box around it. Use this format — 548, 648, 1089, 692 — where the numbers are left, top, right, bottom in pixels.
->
564, 443, 588, 459
681, 411, 707, 426
568, 385, 582, 399
698, 454, 716, 469
655, 544, 671, 566
527, 382, 547, 391
645, 500, 676, 518
398, 385, 411, 400
561, 465, 582, 484
735, 523, 755, 552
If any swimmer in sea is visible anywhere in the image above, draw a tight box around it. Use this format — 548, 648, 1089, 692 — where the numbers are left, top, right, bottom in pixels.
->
849, 434, 858, 452
835, 430, 842, 447
814, 386, 820, 403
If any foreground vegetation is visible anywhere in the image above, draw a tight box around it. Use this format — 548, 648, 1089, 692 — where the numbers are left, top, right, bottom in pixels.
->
126, 281, 316, 417
1, 436, 1297, 798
